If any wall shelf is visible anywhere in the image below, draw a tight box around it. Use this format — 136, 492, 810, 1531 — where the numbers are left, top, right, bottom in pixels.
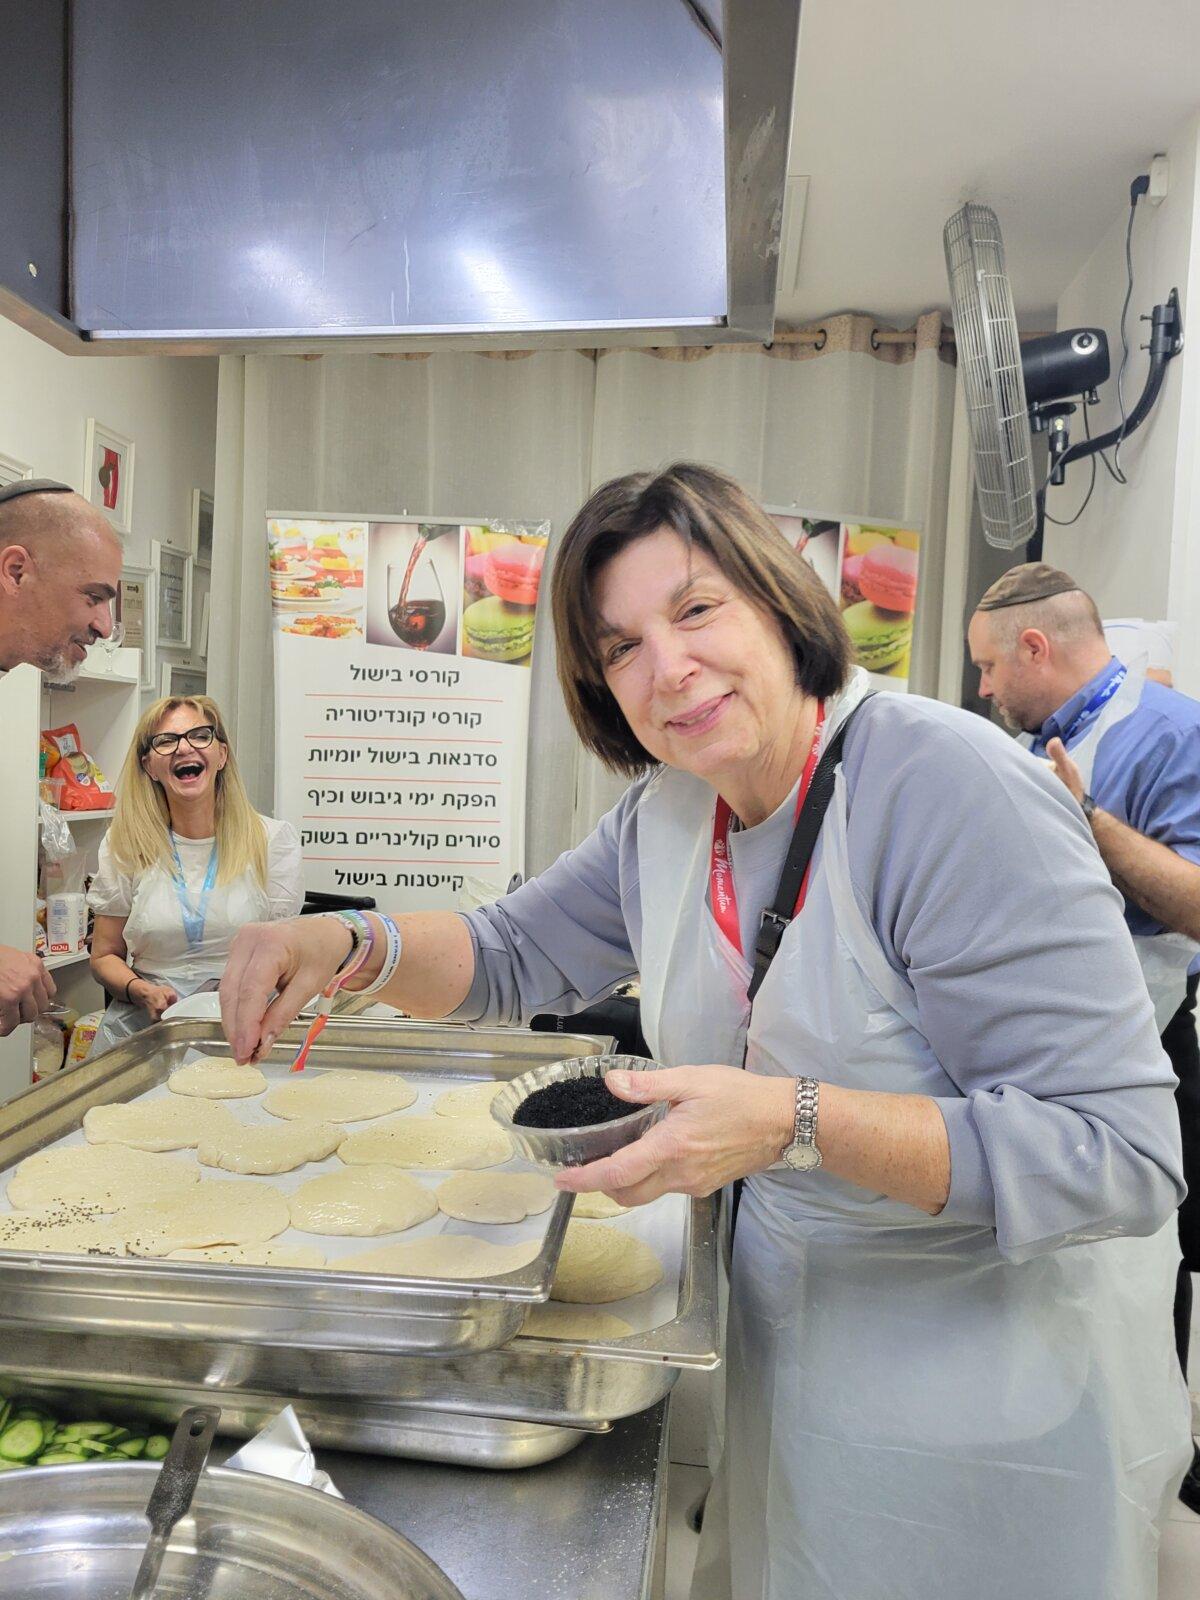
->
45, 949, 90, 972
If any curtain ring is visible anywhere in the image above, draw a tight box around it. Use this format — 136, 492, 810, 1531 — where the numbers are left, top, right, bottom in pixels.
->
762, 340, 774, 352
814, 327, 827, 351
870, 328, 881, 351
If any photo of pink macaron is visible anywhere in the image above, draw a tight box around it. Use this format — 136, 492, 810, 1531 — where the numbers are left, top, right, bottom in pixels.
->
463, 551, 490, 604
840, 553, 865, 607
485, 541, 544, 606
858, 544, 917, 614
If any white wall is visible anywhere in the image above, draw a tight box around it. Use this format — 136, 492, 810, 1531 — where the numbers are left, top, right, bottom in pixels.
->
0, 317, 219, 688
1046, 113, 1200, 696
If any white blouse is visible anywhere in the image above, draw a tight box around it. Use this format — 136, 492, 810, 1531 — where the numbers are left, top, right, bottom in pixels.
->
88, 815, 304, 992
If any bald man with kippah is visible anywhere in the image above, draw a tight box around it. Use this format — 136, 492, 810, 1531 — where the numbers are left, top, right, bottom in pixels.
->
0, 480, 123, 1037
968, 560, 1200, 1514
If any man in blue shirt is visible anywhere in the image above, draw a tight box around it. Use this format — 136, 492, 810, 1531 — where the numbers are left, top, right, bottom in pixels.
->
969, 561, 1200, 1512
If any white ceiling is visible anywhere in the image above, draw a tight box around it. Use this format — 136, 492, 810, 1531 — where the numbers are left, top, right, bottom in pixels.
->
778, 0, 1200, 327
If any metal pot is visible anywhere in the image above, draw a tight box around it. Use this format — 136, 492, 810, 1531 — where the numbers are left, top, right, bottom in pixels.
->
0, 1461, 463, 1598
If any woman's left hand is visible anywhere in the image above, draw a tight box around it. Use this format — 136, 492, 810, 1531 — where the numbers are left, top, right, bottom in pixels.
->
554, 1065, 794, 1207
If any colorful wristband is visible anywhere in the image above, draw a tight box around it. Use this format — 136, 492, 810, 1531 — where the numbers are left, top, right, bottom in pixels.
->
357, 915, 403, 996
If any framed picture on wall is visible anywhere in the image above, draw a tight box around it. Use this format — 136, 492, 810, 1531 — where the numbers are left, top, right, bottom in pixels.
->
119, 562, 157, 691
83, 419, 135, 534
160, 662, 207, 699
190, 489, 214, 568
153, 540, 193, 649
0, 452, 32, 488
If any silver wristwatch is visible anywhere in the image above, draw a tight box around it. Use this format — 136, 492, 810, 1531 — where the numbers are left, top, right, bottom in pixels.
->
772, 1076, 822, 1172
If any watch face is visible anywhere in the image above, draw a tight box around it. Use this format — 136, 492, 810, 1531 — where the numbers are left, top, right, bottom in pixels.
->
783, 1141, 822, 1172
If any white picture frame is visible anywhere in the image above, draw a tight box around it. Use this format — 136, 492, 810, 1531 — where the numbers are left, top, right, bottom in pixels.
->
119, 562, 157, 691
160, 661, 207, 699
83, 419, 135, 534
153, 539, 193, 649
0, 452, 33, 488
199, 592, 211, 661
190, 489, 214, 568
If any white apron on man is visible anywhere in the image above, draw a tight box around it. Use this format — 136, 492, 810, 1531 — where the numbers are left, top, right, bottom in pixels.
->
637, 677, 1189, 1600
1021, 656, 1200, 1033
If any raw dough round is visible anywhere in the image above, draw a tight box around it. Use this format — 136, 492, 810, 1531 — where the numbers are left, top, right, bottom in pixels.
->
124, 1179, 290, 1257
197, 1120, 343, 1176
289, 1166, 437, 1236
572, 1193, 630, 1220
83, 1097, 237, 1153
263, 1069, 417, 1123
336, 1234, 540, 1279
522, 1302, 634, 1341
0, 1206, 126, 1258
550, 1221, 663, 1304
432, 1081, 503, 1119
167, 1242, 326, 1268
168, 1057, 268, 1099
7, 1145, 196, 1213
338, 1115, 511, 1171
435, 1170, 556, 1224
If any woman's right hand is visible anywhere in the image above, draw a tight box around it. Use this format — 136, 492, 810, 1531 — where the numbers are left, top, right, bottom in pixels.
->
131, 980, 179, 1021
219, 916, 353, 1063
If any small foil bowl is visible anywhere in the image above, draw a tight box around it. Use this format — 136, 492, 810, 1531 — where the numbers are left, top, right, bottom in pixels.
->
491, 1054, 670, 1169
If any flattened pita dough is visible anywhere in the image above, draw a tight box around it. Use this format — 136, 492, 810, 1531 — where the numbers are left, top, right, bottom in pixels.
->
197, 1120, 343, 1175
432, 1081, 503, 1119
125, 1179, 290, 1257
288, 1166, 437, 1236
83, 1097, 237, 1153
436, 1170, 556, 1224
522, 1302, 634, 1341
550, 1221, 663, 1304
169, 1057, 267, 1099
7, 1145, 196, 1213
0, 1206, 126, 1258
339, 1115, 511, 1171
336, 1234, 539, 1279
263, 1069, 416, 1123
572, 1193, 630, 1220
167, 1242, 326, 1268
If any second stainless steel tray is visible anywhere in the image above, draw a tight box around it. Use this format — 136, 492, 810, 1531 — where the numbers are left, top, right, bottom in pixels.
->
0, 1019, 614, 1357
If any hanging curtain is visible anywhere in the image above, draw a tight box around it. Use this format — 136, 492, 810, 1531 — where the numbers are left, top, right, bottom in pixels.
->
211, 315, 955, 869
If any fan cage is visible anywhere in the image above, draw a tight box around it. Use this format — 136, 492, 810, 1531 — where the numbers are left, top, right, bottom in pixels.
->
944, 204, 1037, 550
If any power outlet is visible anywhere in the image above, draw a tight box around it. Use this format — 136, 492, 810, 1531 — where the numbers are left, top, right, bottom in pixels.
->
1148, 154, 1169, 206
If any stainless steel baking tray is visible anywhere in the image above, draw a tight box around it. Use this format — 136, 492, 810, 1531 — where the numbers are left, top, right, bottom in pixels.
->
0, 1461, 465, 1597
0, 1019, 615, 1357
0, 1197, 717, 1443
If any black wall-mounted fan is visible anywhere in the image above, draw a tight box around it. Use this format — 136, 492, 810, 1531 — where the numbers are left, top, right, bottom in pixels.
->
944, 195, 1182, 555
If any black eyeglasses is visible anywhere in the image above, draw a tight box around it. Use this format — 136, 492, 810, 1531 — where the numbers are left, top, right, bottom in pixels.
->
146, 725, 222, 755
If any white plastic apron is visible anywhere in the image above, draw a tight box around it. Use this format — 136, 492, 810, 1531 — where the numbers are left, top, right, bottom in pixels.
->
1021, 657, 1200, 1034
90, 856, 272, 1057
637, 678, 1190, 1600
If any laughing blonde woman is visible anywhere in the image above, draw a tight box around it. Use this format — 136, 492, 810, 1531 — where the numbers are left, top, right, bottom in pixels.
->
87, 695, 304, 1053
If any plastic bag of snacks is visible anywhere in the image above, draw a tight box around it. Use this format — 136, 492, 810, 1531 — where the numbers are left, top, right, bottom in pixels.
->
41, 725, 115, 812
66, 1011, 105, 1068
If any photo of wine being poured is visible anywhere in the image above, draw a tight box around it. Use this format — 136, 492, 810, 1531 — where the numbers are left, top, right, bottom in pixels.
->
367, 522, 461, 655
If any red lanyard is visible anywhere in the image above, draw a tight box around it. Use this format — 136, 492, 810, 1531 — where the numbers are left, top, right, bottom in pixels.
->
709, 702, 826, 957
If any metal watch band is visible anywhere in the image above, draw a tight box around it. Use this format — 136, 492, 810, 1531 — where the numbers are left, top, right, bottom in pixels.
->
1080, 792, 1097, 822
794, 1075, 820, 1148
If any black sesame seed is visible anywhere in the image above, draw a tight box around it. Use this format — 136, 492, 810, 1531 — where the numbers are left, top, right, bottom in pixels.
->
512, 1076, 633, 1130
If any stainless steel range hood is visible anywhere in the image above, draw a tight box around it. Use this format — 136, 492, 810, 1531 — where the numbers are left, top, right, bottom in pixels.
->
1, 0, 799, 355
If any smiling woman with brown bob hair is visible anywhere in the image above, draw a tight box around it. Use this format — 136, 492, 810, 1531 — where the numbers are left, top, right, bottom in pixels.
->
220, 461, 1190, 1600
552, 462, 851, 775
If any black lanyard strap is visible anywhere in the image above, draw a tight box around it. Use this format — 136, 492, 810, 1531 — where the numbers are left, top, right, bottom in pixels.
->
746, 693, 874, 1005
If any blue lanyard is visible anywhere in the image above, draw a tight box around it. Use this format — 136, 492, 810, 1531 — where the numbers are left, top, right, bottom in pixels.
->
1036, 663, 1127, 754
169, 835, 219, 949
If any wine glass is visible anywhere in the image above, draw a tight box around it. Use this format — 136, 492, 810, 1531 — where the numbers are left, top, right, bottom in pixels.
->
388, 547, 446, 652
100, 620, 125, 674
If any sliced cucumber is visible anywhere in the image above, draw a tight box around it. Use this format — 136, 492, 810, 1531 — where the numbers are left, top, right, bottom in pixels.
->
116, 1438, 147, 1458
0, 1401, 11, 1434
0, 1420, 45, 1461
35, 1450, 87, 1465
144, 1435, 170, 1461
76, 1440, 112, 1458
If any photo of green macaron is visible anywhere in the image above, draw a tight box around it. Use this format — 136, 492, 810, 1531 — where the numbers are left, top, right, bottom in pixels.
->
461, 595, 536, 663
841, 600, 913, 674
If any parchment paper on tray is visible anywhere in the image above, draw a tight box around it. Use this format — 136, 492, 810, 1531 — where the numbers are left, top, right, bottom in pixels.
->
223, 1405, 342, 1498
